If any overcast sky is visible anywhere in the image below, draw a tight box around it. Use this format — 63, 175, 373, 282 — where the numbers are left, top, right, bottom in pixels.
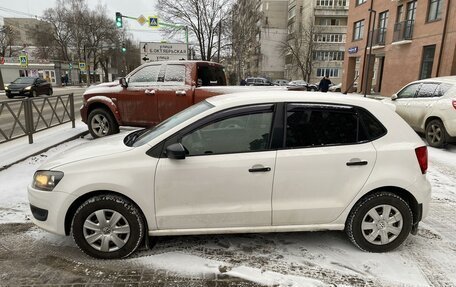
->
0, 0, 175, 43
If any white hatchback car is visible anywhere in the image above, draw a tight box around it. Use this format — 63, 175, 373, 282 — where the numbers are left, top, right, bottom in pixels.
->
386, 76, 456, 148
28, 92, 431, 259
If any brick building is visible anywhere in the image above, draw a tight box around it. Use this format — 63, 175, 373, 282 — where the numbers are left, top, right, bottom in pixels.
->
342, 0, 456, 96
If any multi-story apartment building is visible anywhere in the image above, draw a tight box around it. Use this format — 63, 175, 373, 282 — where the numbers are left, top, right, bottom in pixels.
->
231, 0, 288, 81
285, 0, 349, 84
342, 0, 456, 96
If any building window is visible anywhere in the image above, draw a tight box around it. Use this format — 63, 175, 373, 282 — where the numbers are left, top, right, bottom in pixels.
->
353, 20, 364, 40
396, 5, 403, 23
317, 68, 340, 78
316, 18, 343, 26
376, 11, 388, 44
420, 45, 436, 79
314, 33, 345, 43
428, 0, 443, 21
313, 51, 345, 61
356, 0, 367, 6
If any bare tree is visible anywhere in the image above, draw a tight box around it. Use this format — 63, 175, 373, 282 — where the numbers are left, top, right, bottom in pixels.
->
281, 18, 319, 82
156, 0, 232, 61
0, 25, 18, 57
230, 1, 263, 82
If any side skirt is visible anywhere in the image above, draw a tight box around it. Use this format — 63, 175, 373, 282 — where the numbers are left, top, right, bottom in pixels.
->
149, 224, 345, 236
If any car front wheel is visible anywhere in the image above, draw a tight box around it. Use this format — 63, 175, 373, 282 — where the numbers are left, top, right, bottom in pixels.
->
72, 195, 145, 259
346, 192, 413, 252
88, 108, 119, 138
425, 119, 447, 148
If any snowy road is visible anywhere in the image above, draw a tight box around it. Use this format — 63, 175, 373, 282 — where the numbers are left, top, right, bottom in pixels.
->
0, 136, 455, 286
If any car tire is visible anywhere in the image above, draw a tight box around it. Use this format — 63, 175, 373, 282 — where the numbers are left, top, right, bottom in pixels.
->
72, 194, 145, 259
346, 192, 413, 252
31, 90, 37, 97
88, 108, 119, 138
6, 93, 13, 99
48, 88, 53, 96
425, 119, 447, 148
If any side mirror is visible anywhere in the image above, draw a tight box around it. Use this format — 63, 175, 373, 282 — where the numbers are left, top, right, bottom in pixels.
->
119, 77, 128, 88
391, 94, 398, 101
166, 143, 186, 160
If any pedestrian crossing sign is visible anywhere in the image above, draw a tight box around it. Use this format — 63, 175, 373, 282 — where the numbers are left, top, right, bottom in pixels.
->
148, 16, 159, 27
79, 62, 86, 71
19, 55, 28, 67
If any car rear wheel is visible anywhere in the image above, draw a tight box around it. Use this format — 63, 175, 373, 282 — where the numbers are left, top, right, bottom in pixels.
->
72, 195, 145, 259
425, 119, 447, 148
88, 108, 119, 138
346, 192, 413, 252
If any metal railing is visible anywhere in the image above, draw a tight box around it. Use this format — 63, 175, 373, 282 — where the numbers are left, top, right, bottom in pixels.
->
0, 93, 75, 144
369, 28, 387, 46
393, 20, 414, 42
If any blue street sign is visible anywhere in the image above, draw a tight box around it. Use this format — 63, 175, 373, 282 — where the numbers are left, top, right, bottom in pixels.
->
348, 46, 359, 54
148, 16, 159, 27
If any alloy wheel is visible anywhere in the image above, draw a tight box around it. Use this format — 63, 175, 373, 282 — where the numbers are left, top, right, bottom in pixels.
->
90, 114, 110, 137
427, 124, 442, 145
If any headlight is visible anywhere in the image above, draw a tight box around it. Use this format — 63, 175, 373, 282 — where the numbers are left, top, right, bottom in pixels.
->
4, 86, 8, 90
24, 86, 32, 90
32, 171, 64, 191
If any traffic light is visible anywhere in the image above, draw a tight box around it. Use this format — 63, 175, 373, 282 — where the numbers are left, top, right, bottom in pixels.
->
121, 43, 127, 53
115, 12, 123, 28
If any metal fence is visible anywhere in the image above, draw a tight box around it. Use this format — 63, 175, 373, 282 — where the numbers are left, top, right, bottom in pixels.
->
0, 93, 75, 144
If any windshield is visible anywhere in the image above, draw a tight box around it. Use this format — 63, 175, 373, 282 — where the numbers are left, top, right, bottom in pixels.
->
131, 100, 214, 147
13, 77, 35, 84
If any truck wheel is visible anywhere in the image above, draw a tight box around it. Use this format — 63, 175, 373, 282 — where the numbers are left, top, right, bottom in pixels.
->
72, 195, 145, 259
425, 119, 447, 148
88, 108, 119, 138
346, 192, 413, 252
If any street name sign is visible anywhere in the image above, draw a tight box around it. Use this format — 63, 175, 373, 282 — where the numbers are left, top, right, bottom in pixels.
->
140, 42, 187, 63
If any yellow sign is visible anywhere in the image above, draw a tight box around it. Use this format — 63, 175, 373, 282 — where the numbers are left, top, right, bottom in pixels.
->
137, 15, 146, 26
79, 62, 86, 71
19, 55, 28, 67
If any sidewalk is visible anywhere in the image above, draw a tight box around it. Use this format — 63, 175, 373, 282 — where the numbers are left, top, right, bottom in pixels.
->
0, 121, 88, 171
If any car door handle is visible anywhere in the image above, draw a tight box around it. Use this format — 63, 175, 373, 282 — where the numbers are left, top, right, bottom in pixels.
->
145, 89, 155, 95
346, 160, 368, 166
249, 167, 271, 173
175, 90, 186, 96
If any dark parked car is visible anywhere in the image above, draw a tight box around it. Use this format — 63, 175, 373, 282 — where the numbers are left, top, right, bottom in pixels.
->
287, 80, 318, 91
5, 77, 53, 98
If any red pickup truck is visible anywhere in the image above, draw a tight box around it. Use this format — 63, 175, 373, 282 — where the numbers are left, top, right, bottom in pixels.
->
81, 61, 231, 138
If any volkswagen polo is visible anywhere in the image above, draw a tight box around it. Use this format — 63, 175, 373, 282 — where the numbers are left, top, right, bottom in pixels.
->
28, 92, 431, 259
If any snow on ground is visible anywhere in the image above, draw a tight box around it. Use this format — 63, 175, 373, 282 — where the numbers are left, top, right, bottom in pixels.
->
0, 137, 455, 286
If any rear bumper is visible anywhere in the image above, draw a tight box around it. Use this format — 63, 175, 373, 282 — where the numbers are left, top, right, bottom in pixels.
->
443, 117, 456, 138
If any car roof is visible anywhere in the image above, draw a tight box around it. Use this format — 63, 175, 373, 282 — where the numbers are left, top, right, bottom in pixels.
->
205, 91, 377, 108
413, 76, 456, 85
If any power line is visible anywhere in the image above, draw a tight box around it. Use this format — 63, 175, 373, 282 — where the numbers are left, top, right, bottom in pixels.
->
0, 6, 39, 19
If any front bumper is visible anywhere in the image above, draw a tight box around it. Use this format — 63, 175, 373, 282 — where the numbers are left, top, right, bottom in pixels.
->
80, 103, 88, 124
27, 185, 76, 235
6, 90, 31, 96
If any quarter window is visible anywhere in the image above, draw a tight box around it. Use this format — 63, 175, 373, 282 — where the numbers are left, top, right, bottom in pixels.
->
181, 109, 274, 156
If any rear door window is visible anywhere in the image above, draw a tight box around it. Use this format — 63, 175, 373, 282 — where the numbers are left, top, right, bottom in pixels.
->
285, 104, 363, 148
197, 65, 226, 86
163, 64, 186, 86
438, 83, 453, 97
417, 83, 439, 98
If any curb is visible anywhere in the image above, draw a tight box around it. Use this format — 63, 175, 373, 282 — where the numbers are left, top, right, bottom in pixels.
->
0, 130, 89, 172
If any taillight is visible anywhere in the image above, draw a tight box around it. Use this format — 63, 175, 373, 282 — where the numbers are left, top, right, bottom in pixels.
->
452, 100, 456, 110
415, 146, 428, 174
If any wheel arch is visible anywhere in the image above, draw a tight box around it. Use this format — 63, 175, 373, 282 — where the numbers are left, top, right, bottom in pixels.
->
86, 97, 121, 125
346, 186, 420, 227
64, 190, 149, 236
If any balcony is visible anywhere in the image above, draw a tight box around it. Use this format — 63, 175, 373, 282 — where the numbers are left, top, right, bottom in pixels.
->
393, 20, 414, 43
369, 28, 387, 47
